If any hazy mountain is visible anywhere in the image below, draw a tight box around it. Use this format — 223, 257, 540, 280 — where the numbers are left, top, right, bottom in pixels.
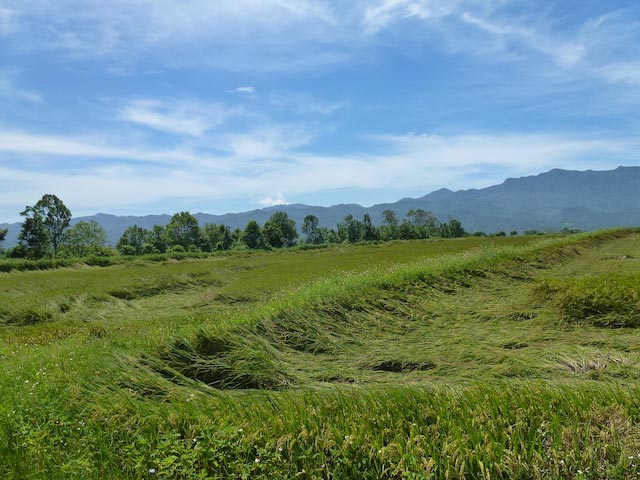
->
2, 166, 639, 247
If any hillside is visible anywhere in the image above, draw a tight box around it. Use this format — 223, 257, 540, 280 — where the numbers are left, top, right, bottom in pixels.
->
2, 166, 639, 246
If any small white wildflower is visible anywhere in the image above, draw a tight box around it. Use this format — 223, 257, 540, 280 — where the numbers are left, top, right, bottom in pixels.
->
254, 458, 260, 463
149, 468, 156, 474
278, 447, 283, 452
238, 428, 244, 433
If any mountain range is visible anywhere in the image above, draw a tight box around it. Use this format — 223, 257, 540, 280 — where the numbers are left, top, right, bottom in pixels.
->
2, 166, 639, 247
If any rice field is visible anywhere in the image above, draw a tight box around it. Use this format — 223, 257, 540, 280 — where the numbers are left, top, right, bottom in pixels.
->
2, 230, 640, 478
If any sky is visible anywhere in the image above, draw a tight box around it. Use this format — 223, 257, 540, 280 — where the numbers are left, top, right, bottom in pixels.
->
1, 0, 639, 222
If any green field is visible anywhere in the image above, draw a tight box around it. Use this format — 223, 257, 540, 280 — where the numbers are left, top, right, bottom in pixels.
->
3, 231, 640, 479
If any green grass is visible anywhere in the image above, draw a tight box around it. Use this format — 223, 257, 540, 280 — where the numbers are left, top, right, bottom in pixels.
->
3, 230, 640, 478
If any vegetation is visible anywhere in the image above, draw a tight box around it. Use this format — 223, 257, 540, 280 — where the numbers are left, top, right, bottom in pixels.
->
4, 194, 540, 264
2, 227, 640, 478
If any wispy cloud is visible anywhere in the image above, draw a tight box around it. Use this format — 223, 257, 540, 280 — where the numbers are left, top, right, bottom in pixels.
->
0, 129, 235, 171
0, 6, 17, 35
268, 91, 348, 116
596, 62, 640, 86
119, 99, 238, 136
458, 12, 586, 67
0, 70, 42, 103
363, 0, 459, 33
2, 0, 344, 71
222, 125, 314, 159
231, 86, 255, 94
0, 127, 636, 220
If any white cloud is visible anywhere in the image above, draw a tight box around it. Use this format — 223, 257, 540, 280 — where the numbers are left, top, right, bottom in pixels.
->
3, 0, 636, 81
0, 6, 17, 35
0, 127, 636, 221
459, 12, 587, 67
119, 99, 238, 136
3, 0, 345, 72
232, 86, 255, 94
0, 129, 237, 172
0, 71, 42, 102
596, 62, 640, 86
363, 0, 459, 33
223, 125, 314, 159
258, 193, 288, 207
268, 91, 348, 115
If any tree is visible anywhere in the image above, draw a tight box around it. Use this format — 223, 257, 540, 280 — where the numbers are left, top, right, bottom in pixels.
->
302, 215, 324, 244
36, 194, 72, 256
0, 228, 6, 252
217, 225, 234, 250
202, 223, 234, 251
440, 218, 466, 238
18, 208, 49, 259
380, 209, 399, 240
325, 228, 340, 244
407, 209, 439, 237
398, 221, 417, 240
147, 224, 167, 253
382, 209, 399, 227
19, 194, 72, 258
448, 218, 466, 238
339, 214, 363, 243
166, 211, 200, 249
242, 220, 264, 249
117, 225, 148, 255
62, 220, 107, 257
362, 214, 378, 241
263, 211, 297, 248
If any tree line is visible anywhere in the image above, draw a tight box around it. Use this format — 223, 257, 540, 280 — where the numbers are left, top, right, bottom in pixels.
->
2, 194, 471, 259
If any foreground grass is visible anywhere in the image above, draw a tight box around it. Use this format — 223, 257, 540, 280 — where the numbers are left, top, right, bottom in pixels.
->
2, 230, 640, 478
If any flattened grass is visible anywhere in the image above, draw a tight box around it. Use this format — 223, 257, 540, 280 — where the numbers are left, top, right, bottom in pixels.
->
3, 230, 640, 478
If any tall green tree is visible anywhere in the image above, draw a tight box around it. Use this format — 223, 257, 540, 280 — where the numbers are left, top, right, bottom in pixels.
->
146, 224, 167, 253
407, 209, 439, 237
36, 194, 72, 256
262, 211, 297, 248
242, 220, 264, 249
362, 214, 378, 241
340, 214, 363, 243
302, 214, 324, 244
19, 194, 72, 257
166, 211, 200, 249
380, 209, 399, 241
0, 228, 6, 248
439, 218, 466, 238
202, 223, 234, 251
398, 221, 417, 240
62, 220, 107, 257
382, 209, 399, 227
117, 225, 148, 255
18, 210, 48, 259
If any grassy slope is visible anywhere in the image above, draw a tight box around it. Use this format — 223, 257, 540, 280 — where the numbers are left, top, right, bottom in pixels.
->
2, 231, 640, 478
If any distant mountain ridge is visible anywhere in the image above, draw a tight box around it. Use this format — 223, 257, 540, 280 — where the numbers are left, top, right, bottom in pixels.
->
2, 166, 639, 247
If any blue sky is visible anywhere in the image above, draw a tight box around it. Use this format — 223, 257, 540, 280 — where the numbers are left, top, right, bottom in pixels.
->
1, 0, 639, 222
